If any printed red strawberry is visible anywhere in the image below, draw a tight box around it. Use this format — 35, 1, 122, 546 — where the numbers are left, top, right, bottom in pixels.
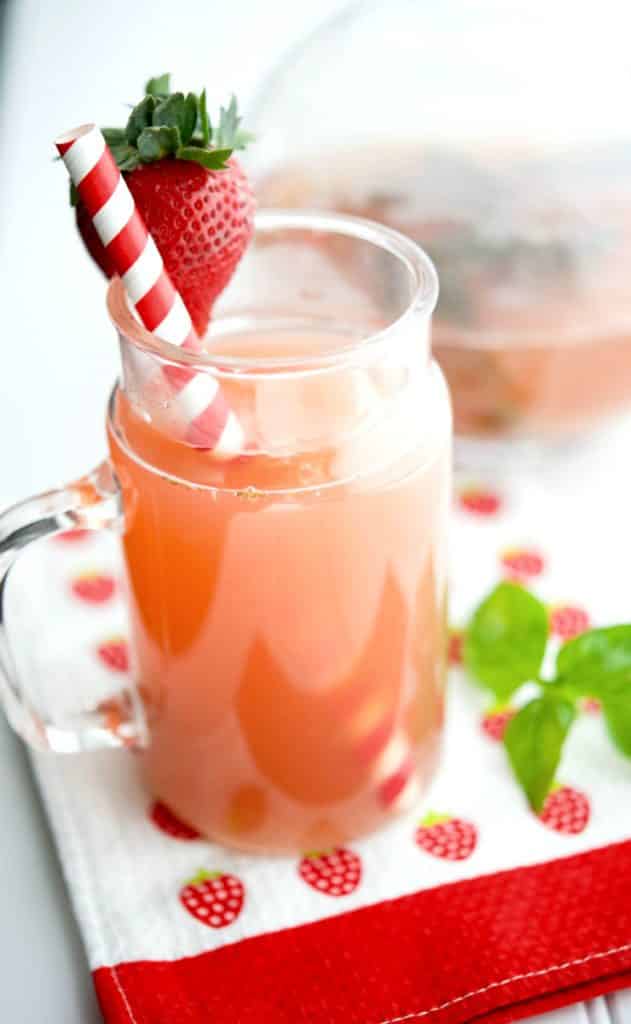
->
179, 869, 244, 928
581, 696, 602, 715
481, 704, 516, 742
299, 847, 362, 897
448, 628, 464, 665
150, 800, 200, 840
500, 547, 545, 581
71, 570, 116, 604
97, 636, 129, 673
55, 529, 90, 543
538, 784, 590, 835
549, 604, 590, 640
458, 486, 502, 517
73, 74, 255, 336
415, 811, 477, 861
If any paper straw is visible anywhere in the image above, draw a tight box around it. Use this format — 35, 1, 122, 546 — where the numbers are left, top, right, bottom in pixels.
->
55, 124, 243, 456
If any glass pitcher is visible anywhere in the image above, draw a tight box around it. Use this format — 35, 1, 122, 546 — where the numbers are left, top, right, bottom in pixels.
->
249, 0, 631, 466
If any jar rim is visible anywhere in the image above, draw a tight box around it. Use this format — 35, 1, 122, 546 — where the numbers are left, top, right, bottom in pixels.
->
106, 208, 438, 379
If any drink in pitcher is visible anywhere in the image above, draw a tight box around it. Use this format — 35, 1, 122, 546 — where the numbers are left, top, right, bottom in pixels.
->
258, 143, 631, 449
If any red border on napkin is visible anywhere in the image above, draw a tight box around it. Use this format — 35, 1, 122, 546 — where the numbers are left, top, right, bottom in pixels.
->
95, 839, 631, 1024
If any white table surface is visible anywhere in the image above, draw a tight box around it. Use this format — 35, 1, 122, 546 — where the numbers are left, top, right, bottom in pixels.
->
0, 0, 629, 1020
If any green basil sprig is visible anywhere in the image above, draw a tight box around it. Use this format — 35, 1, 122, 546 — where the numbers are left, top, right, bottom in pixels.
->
463, 582, 631, 811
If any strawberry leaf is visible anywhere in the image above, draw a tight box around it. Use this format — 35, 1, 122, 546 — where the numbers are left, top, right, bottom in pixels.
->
234, 128, 256, 150
72, 77, 251, 182
153, 92, 196, 146
182, 93, 198, 145
198, 88, 211, 145
137, 125, 180, 161
102, 127, 127, 146
214, 94, 251, 150
504, 695, 576, 811
464, 582, 549, 700
176, 146, 232, 169
126, 95, 157, 146
116, 148, 141, 172
145, 73, 171, 98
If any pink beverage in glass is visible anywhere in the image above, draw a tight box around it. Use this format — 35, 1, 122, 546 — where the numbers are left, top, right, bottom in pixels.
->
0, 213, 449, 856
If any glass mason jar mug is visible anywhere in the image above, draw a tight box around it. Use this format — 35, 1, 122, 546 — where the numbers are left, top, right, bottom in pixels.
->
0, 211, 451, 854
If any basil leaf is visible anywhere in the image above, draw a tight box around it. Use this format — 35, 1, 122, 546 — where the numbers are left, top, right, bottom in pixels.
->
464, 582, 549, 700
504, 695, 576, 811
176, 146, 232, 169
126, 95, 157, 146
145, 73, 171, 98
556, 625, 631, 699
601, 696, 631, 757
137, 125, 180, 162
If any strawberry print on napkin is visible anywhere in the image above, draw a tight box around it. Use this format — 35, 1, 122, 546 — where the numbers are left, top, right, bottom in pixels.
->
17, 460, 631, 1024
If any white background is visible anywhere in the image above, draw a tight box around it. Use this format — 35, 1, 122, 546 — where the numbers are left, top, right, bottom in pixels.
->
0, 2, 341, 1020
0, 2, 630, 1023
0, 0, 343, 507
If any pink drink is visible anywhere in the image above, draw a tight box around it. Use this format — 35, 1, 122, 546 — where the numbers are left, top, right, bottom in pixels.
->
108, 323, 451, 853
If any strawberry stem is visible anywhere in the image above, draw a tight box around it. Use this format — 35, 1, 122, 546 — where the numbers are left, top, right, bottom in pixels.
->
67, 75, 253, 199
487, 702, 512, 715
186, 868, 222, 886
420, 811, 451, 827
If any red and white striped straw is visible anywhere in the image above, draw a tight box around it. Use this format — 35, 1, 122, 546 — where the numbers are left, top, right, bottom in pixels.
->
55, 124, 243, 456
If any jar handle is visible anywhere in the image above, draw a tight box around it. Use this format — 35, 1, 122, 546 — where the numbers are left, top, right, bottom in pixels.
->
0, 460, 146, 752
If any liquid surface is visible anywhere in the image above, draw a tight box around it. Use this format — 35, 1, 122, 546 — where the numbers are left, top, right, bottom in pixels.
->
259, 144, 631, 439
109, 330, 451, 852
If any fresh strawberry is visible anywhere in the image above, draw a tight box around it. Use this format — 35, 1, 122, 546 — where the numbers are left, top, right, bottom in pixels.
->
500, 547, 545, 581
179, 869, 244, 928
458, 486, 502, 517
150, 800, 200, 840
481, 705, 516, 742
97, 636, 129, 673
73, 75, 255, 336
55, 529, 90, 543
71, 570, 116, 604
581, 696, 602, 715
549, 604, 590, 640
539, 785, 590, 835
415, 812, 477, 861
299, 847, 362, 897
448, 629, 464, 665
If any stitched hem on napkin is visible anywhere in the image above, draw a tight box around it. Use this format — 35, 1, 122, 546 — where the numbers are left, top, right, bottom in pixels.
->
93, 839, 631, 1024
